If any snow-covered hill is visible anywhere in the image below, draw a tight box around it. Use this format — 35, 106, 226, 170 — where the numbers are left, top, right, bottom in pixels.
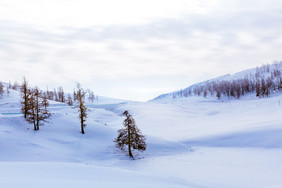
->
1, 78, 282, 187
153, 62, 282, 102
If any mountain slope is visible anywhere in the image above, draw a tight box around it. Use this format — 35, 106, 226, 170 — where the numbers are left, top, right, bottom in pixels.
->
153, 62, 282, 102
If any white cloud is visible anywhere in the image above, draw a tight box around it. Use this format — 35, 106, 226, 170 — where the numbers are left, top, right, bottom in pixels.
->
0, 0, 202, 28
0, 0, 282, 101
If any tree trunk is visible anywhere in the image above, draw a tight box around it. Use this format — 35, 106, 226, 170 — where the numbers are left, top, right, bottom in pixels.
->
24, 88, 27, 118
33, 121, 36, 131
36, 95, 39, 130
128, 123, 133, 158
81, 115, 85, 134
36, 109, 39, 130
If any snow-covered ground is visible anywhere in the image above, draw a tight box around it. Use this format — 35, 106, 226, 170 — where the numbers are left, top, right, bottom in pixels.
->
0, 88, 282, 187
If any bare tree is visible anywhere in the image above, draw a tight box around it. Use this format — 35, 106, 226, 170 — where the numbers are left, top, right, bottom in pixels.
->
88, 89, 95, 102
57, 86, 65, 102
0, 83, 4, 98
42, 92, 49, 109
26, 87, 51, 131
75, 83, 87, 134
53, 89, 58, 102
256, 80, 261, 97
6, 85, 10, 96
66, 94, 73, 106
12, 81, 19, 90
203, 89, 208, 98
21, 77, 29, 118
261, 79, 266, 96
216, 90, 221, 100
8, 81, 12, 89
73, 90, 77, 102
46, 87, 54, 100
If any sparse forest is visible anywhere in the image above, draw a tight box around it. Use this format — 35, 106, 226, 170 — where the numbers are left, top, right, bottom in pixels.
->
156, 62, 282, 100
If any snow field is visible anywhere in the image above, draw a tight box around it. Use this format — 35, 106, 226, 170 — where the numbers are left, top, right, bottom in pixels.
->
0, 89, 282, 187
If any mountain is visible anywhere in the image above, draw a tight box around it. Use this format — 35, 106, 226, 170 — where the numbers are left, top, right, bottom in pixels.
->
153, 62, 282, 102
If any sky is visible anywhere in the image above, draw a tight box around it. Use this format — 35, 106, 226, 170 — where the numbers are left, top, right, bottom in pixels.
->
0, 0, 282, 101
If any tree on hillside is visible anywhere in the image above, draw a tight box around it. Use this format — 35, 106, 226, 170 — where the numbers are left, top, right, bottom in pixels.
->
114, 111, 146, 159
216, 90, 221, 100
42, 92, 49, 109
75, 83, 87, 134
26, 87, 51, 131
256, 80, 261, 97
73, 90, 77, 102
261, 79, 266, 97
8, 81, 12, 89
57, 86, 65, 102
88, 89, 95, 102
21, 77, 30, 118
66, 94, 73, 106
203, 89, 208, 98
46, 87, 54, 101
53, 89, 58, 102
0, 83, 4, 98
6, 85, 10, 96
12, 81, 19, 90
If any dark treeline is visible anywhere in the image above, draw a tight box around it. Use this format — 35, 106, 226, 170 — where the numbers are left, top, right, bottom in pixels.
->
45, 86, 96, 105
157, 62, 282, 100
7, 80, 96, 105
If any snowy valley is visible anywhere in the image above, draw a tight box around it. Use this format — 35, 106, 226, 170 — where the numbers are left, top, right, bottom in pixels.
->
1, 64, 282, 188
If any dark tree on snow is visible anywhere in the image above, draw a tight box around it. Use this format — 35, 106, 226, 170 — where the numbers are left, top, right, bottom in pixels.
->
75, 83, 87, 134
265, 77, 273, 97
42, 92, 49, 109
216, 90, 221, 100
53, 89, 58, 102
26, 87, 51, 131
66, 94, 73, 106
46, 87, 54, 101
8, 81, 12, 89
6, 85, 10, 96
88, 89, 95, 102
57, 86, 65, 102
73, 90, 77, 102
20, 77, 30, 118
256, 80, 261, 97
261, 79, 266, 97
203, 89, 208, 98
12, 81, 19, 90
114, 111, 146, 158
0, 82, 4, 98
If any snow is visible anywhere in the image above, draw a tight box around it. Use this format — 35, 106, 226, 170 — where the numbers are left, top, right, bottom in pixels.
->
1, 84, 282, 187
0, 162, 193, 188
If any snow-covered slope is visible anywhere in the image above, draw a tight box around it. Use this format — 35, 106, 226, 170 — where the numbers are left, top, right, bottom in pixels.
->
1, 82, 282, 187
153, 62, 282, 101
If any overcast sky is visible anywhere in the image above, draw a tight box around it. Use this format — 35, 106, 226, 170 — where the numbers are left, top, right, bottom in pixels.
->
1, 0, 282, 101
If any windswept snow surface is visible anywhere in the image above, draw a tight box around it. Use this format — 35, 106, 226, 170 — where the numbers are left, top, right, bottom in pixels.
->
0, 89, 282, 187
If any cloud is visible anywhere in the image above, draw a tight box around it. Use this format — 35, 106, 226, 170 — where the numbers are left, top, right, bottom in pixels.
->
1, 0, 282, 100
